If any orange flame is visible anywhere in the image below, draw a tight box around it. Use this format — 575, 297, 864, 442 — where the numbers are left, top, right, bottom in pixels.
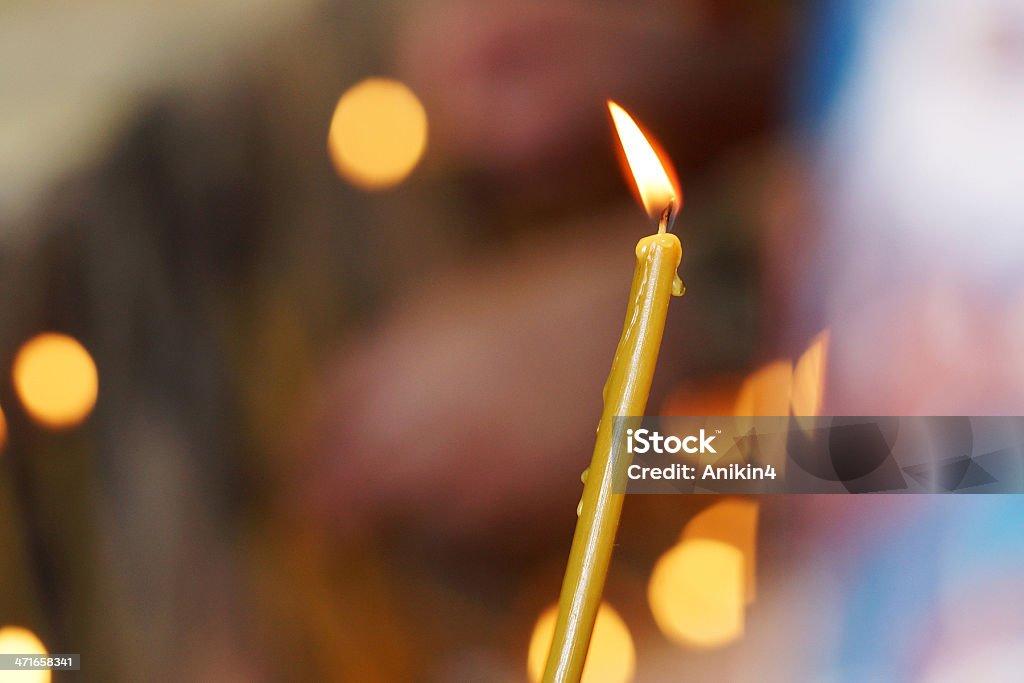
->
734, 360, 793, 417
791, 329, 830, 419
608, 101, 681, 223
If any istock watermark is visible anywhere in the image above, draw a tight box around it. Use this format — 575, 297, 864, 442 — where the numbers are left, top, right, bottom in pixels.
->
626, 428, 717, 454
609, 416, 1024, 494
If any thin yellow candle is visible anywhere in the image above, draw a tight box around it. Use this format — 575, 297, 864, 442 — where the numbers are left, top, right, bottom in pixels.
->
542, 102, 685, 682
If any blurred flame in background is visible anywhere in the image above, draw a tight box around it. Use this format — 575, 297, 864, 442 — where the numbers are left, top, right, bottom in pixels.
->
328, 77, 428, 190
654, 333, 823, 654
647, 333, 823, 655
0, 405, 7, 450
527, 602, 635, 683
791, 330, 830, 421
682, 498, 759, 604
648, 499, 758, 650
732, 329, 830, 419
12, 333, 98, 430
734, 360, 793, 417
0, 626, 50, 683
655, 332, 825, 653
647, 538, 745, 649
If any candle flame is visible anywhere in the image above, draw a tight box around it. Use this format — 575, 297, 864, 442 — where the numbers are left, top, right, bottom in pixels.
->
608, 101, 681, 225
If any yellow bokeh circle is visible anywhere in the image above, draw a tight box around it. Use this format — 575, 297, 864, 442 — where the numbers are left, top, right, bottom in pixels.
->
682, 498, 759, 604
527, 602, 635, 683
0, 625, 50, 683
328, 77, 428, 190
13, 333, 98, 429
648, 538, 745, 649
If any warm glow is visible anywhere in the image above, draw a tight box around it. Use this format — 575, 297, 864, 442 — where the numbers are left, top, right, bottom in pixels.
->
328, 78, 428, 190
608, 101, 680, 222
648, 539, 745, 649
0, 626, 50, 683
661, 376, 743, 417
683, 499, 759, 604
734, 359, 793, 416
13, 333, 98, 429
528, 602, 635, 683
791, 329, 830, 418
0, 405, 6, 450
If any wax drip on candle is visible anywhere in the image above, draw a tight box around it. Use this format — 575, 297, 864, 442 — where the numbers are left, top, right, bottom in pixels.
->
577, 468, 590, 517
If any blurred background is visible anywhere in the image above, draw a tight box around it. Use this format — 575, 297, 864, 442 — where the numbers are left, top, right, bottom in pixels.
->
2, 0, 1024, 681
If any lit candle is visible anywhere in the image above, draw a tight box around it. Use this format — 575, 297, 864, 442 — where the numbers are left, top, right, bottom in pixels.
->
543, 101, 684, 683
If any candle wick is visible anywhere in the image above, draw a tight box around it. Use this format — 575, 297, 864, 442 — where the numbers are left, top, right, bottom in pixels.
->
658, 203, 676, 234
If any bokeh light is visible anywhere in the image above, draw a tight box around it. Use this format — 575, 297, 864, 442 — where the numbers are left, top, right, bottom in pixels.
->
12, 333, 98, 429
683, 498, 759, 604
791, 329, 830, 418
661, 376, 744, 417
0, 626, 50, 683
648, 539, 745, 649
0, 405, 6, 450
527, 602, 635, 683
734, 359, 793, 416
327, 77, 428, 190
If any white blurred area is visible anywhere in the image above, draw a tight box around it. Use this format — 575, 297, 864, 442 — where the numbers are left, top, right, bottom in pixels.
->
813, 0, 1024, 414
0, 0, 315, 238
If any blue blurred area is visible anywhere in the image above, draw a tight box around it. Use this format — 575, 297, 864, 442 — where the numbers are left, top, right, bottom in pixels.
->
835, 498, 1024, 681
